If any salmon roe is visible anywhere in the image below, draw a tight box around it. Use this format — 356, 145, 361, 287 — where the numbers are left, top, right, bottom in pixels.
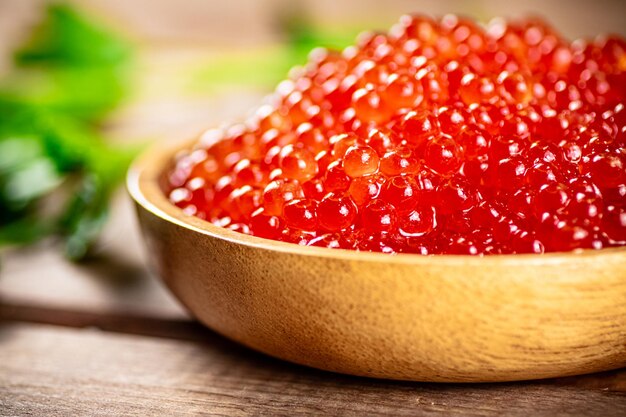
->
167, 15, 626, 255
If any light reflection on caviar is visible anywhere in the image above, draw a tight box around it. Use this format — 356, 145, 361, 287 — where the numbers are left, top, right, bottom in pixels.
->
167, 14, 626, 255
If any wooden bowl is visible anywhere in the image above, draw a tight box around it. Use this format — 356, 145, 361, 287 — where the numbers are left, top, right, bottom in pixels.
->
127, 139, 626, 382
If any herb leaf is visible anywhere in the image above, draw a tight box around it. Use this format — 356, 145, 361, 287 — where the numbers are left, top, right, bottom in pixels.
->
0, 4, 137, 259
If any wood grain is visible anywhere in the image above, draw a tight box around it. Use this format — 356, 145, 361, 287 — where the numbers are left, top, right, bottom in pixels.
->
1, 323, 625, 417
0, 195, 186, 320
129, 139, 626, 382
0, 301, 207, 342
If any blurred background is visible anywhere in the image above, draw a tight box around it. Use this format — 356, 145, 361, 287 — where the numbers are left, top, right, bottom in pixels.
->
0, 0, 624, 294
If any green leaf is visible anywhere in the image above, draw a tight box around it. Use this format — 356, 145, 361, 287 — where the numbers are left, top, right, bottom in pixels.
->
191, 24, 358, 90
193, 47, 296, 89
0, 1, 138, 259
0, 98, 95, 173
0, 217, 52, 246
3, 157, 62, 207
2, 3, 133, 122
58, 174, 111, 260
15, 3, 131, 68
0, 136, 45, 173
0, 67, 129, 121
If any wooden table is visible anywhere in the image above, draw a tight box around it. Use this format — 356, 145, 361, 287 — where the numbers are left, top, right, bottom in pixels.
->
1, 0, 626, 414
0, 196, 625, 416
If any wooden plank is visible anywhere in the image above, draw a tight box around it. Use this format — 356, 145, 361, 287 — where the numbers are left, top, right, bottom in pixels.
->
1, 323, 625, 417
0, 301, 207, 342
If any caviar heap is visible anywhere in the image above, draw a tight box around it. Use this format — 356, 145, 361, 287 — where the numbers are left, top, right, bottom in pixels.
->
167, 15, 626, 255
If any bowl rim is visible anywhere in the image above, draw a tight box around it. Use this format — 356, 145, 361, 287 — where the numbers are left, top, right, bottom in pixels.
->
127, 137, 626, 267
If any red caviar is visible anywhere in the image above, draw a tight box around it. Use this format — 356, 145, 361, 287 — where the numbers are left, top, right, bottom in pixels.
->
167, 14, 626, 254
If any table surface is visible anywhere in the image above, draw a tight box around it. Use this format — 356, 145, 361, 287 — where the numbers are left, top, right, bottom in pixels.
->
0, 196, 625, 417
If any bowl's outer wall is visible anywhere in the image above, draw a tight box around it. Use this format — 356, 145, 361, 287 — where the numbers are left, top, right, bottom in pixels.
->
135, 201, 626, 382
